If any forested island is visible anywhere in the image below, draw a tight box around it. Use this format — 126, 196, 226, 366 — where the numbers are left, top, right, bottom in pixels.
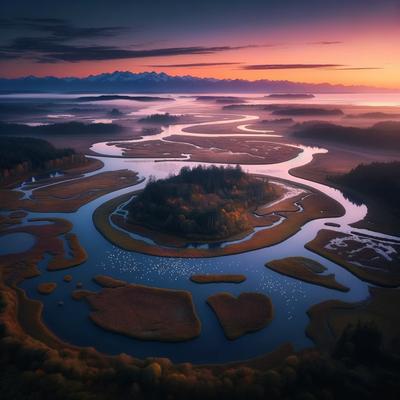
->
272, 107, 343, 116
138, 113, 180, 124
126, 165, 274, 240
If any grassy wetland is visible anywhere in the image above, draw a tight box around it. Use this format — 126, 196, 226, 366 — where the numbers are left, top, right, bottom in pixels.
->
1, 92, 399, 399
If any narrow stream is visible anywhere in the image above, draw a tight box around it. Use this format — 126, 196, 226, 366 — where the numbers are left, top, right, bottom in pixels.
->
7, 94, 399, 364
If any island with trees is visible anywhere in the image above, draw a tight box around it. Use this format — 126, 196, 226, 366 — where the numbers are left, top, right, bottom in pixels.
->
138, 113, 180, 124
94, 165, 344, 257
126, 165, 274, 241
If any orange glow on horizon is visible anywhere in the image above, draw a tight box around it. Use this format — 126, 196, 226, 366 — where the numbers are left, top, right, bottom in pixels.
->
1, 14, 399, 89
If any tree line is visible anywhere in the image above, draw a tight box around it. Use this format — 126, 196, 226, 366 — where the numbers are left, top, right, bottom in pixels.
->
127, 165, 273, 240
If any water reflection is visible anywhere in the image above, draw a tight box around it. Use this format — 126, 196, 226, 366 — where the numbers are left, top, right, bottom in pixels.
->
8, 93, 400, 363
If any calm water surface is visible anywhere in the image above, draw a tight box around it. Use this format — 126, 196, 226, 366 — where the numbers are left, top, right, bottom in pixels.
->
4, 93, 399, 363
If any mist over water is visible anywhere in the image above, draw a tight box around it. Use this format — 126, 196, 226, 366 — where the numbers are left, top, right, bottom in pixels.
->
4, 92, 399, 363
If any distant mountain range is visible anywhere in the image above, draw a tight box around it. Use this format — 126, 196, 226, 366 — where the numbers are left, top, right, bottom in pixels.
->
0, 71, 394, 94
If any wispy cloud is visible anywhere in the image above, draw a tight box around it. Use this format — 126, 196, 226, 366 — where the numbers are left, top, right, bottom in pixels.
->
309, 41, 343, 45
2, 42, 258, 63
0, 18, 259, 63
241, 63, 382, 71
333, 67, 383, 70
147, 62, 242, 68
0, 17, 127, 40
242, 64, 343, 70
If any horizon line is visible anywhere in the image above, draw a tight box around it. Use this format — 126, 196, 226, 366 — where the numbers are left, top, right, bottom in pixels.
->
0, 70, 399, 91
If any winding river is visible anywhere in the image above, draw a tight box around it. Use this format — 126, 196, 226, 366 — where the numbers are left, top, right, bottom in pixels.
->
5, 94, 399, 364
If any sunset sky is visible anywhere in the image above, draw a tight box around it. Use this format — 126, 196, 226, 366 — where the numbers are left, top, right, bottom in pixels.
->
1, 0, 399, 88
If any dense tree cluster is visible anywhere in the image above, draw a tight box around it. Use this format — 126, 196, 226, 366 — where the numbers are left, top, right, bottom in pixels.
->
293, 121, 400, 150
0, 121, 124, 136
334, 321, 383, 365
138, 113, 180, 124
330, 161, 400, 213
273, 107, 343, 116
127, 165, 273, 240
0, 137, 75, 171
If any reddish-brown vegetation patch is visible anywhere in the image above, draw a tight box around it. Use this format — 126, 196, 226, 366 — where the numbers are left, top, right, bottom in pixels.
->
114, 136, 301, 164
21, 158, 104, 190
9, 211, 28, 219
71, 290, 96, 300
0, 212, 26, 228
0, 169, 139, 213
306, 229, 400, 287
207, 292, 273, 340
0, 218, 87, 285
37, 282, 57, 295
190, 274, 246, 284
94, 181, 344, 258
78, 283, 201, 342
266, 257, 349, 292
93, 275, 128, 288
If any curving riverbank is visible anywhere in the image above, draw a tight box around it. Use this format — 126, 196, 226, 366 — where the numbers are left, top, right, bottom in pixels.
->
1, 93, 399, 365
92, 178, 345, 258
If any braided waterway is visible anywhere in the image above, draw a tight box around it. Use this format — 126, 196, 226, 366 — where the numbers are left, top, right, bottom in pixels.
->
9, 94, 399, 363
